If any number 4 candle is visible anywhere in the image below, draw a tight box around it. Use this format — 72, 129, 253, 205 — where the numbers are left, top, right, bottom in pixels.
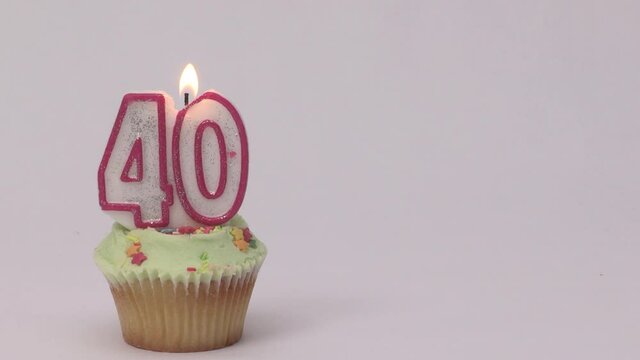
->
98, 64, 248, 229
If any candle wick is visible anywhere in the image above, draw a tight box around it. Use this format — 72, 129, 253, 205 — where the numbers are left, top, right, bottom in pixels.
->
184, 93, 189, 106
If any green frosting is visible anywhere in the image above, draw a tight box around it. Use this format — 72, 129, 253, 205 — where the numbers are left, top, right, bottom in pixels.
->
94, 215, 266, 285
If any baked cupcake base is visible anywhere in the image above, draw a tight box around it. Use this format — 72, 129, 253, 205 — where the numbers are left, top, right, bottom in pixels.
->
110, 270, 258, 352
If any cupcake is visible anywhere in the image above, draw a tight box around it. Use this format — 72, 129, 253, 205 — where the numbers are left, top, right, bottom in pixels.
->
94, 215, 267, 352
96, 66, 263, 351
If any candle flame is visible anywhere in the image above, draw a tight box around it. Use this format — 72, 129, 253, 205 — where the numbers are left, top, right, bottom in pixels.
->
179, 64, 199, 104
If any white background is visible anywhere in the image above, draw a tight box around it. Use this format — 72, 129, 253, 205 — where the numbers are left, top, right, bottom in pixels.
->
1, 1, 639, 359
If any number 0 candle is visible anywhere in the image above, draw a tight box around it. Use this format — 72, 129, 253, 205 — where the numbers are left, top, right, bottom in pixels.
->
98, 65, 249, 229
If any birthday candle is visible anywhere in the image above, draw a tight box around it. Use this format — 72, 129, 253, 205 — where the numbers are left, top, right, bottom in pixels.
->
98, 65, 248, 229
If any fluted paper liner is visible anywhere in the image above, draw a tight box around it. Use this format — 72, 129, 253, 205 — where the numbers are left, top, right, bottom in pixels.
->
107, 264, 262, 352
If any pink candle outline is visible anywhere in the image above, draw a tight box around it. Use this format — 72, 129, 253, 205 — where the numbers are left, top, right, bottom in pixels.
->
98, 93, 173, 228
172, 91, 249, 225
120, 137, 143, 182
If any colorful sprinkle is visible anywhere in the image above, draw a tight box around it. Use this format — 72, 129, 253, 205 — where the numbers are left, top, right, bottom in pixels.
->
126, 243, 141, 257
178, 226, 197, 234
131, 252, 147, 265
187, 267, 197, 272
230, 227, 244, 241
229, 151, 237, 158
249, 239, 257, 249
200, 252, 209, 261
243, 228, 253, 241
234, 239, 249, 252
202, 226, 215, 234
126, 235, 139, 242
